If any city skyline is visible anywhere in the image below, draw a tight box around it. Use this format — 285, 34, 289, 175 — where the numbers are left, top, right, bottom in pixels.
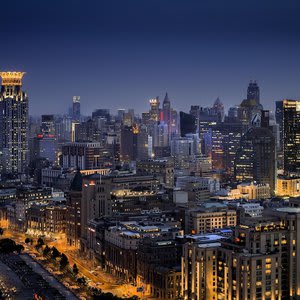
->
2, 0, 300, 115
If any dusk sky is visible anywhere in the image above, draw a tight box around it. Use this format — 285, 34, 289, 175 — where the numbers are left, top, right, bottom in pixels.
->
1, 0, 300, 116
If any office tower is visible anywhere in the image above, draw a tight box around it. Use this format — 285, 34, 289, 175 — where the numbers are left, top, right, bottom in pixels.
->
92, 109, 110, 121
162, 92, 171, 129
235, 127, 276, 194
153, 121, 169, 147
180, 111, 197, 137
32, 134, 57, 164
149, 97, 160, 122
54, 115, 73, 142
212, 97, 225, 122
123, 111, 133, 126
72, 96, 80, 121
136, 124, 149, 160
74, 119, 101, 143
0, 72, 29, 174
247, 80, 260, 103
276, 99, 300, 175
41, 115, 55, 134
238, 81, 263, 126
117, 109, 125, 121
66, 169, 82, 248
171, 137, 196, 157
120, 125, 138, 162
62, 142, 103, 170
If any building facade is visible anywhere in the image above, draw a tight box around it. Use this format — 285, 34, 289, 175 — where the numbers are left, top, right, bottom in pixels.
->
0, 72, 29, 174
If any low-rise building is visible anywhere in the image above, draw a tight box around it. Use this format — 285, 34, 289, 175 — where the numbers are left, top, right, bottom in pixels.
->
26, 204, 67, 236
104, 221, 182, 283
185, 203, 237, 234
237, 182, 270, 199
277, 176, 300, 197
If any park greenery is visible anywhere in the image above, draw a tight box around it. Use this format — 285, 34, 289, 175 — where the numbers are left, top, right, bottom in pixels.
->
0, 238, 24, 254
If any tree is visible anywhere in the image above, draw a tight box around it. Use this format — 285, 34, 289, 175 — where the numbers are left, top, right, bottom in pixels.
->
77, 276, 87, 286
51, 246, 60, 259
25, 237, 33, 244
37, 237, 44, 246
15, 244, 24, 254
0, 228, 4, 236
0, 239, 16, 253
72, 263, 79, 276
43, 245, 51, 257
60, 253, 69, 270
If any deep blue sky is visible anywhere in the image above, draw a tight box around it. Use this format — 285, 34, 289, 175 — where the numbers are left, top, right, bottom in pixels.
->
1, 0, 300, 116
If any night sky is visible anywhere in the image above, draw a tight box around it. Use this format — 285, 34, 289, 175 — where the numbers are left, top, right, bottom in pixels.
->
1, 0, 300, 116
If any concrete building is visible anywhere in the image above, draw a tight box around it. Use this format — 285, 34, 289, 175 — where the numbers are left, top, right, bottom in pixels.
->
185, 204, 237, 234
277, 176, 300, 197
237, 182, 271, 200
66, 170, 83, 248
62, 142, 102, 170
0, 72, 28, 174
80, 172, 160, 250
235, 127, 276, 195
182, 208, 300, 299
136, 158, 174, 188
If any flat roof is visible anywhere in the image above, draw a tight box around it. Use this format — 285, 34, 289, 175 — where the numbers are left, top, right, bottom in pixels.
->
277, 207, 300, 213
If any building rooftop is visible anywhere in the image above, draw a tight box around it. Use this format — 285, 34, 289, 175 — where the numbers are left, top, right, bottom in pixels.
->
277, 207, 300, 213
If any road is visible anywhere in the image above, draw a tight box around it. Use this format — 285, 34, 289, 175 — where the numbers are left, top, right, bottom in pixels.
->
20, 254, 79, 300
2, 229, 148, 298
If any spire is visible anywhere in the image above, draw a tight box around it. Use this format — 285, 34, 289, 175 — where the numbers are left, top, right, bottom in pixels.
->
163, 92, 170, 103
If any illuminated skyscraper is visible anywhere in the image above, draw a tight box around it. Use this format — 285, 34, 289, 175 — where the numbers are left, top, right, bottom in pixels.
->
276, 99, 300, 175
235, 127, 276, 194
0, 72, 29, 174
72, 96, 81, 121
149, 97, 160, 122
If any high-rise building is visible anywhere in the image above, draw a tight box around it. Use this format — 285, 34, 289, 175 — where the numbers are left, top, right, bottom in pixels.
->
276, 99, 300, 175
62, 142, 103, 170
182, 208, 300, 300
66, 169, 83, 248
120, 125, 138, 162
180, 111, 197, 137
0, 72, 29, 174
149, 97, 160, 122
162, 92, 171, 130
72, 96, 80, 121
247, 80, 260, 103
235, 127, 276, 194
41, 115, 55, 135
153, 121, 169, 147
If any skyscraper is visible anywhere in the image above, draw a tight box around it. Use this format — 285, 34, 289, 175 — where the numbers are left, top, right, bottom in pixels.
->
41, 115, 55, 135
0, 72, 29, 174
180, 111, 197, 137
162, 92, 171, 126
235, 126, 276, 194
72, 96, 81, 121
276, 99, 300, 175
149, 97, 160, 122
247, 80, 260, 103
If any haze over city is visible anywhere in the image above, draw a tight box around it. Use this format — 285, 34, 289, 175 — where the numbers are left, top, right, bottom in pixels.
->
2, 0, 300, 115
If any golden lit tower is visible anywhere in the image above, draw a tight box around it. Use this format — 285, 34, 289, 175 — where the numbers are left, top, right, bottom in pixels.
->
0, 72, 29, 174
149, 97, 160, 121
